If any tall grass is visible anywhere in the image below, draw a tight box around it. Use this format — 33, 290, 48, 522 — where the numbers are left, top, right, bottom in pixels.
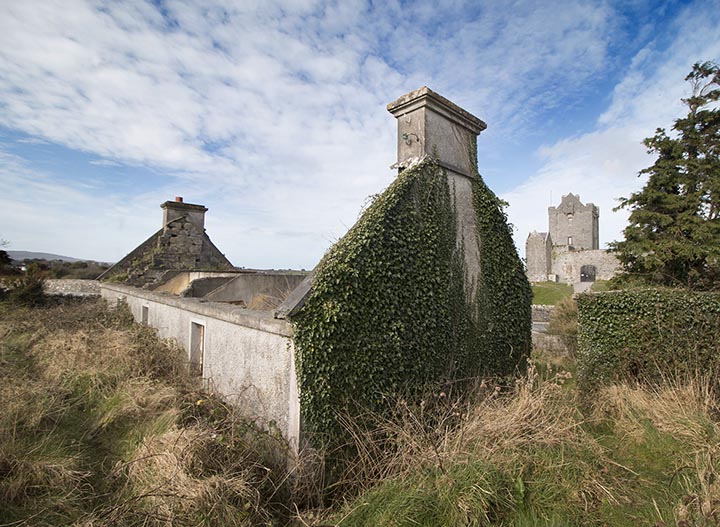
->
2, 298, 719, 526
325, 363, 720, 526
0, 298, 294, 526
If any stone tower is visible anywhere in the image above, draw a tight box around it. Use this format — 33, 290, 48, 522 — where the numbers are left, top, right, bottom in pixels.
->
525, 231, 552, 282
548, 193, 599, 250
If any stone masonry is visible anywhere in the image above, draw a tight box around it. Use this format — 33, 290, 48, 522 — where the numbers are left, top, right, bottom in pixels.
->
526, 193, 619, 284
526, 231, 552, 283
549, 193, 599, 250
99, 197, 233, 286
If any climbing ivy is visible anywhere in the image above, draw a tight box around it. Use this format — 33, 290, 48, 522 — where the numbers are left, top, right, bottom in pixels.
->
292, 155, 531, 444
577, 289, 720, 393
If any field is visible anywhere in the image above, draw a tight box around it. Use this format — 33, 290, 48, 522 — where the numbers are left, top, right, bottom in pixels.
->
531, 281, 574, 305
1, 298, 719, 526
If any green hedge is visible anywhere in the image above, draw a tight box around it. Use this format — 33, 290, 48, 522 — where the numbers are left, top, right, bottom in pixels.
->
577, 289, 720, 392
292, 157, 531, 443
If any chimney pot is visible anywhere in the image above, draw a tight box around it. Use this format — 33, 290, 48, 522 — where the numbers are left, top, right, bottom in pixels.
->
175, 196, 183, 203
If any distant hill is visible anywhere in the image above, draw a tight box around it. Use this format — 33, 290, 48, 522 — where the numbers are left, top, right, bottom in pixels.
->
8, 251, 84, 262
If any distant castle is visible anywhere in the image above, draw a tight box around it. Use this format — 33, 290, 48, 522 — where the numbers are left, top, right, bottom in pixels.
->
526, 193, 620, 284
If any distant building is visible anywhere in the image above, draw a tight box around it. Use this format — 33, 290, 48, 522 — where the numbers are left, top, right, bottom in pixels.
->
526, 193, 620, 284
98, 197, 234, 287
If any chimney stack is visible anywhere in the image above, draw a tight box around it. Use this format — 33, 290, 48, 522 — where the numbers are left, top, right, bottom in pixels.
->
387, 86, 486, 179
161, 198, 208, 231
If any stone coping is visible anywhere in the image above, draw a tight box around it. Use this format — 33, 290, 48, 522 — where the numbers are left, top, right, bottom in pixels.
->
161, 201, 208, 212
387, 86, 487, 134
101, 283, 294, 338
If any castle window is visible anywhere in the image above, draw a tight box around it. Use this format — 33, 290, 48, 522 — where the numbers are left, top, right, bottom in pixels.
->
568, 236, 573, 246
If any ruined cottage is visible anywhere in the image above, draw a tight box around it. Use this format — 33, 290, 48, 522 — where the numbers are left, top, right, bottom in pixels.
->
526, 193, 620, 284
100, 87, 532, 450
99, 197, 234, 287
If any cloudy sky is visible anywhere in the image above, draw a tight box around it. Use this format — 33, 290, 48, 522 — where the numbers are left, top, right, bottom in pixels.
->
1, 0, 719, 268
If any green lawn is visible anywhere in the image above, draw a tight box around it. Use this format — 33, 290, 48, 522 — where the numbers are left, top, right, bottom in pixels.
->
531, 281, 573, 305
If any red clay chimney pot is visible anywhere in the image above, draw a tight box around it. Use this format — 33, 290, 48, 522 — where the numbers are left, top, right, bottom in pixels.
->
175, 196, 183, 203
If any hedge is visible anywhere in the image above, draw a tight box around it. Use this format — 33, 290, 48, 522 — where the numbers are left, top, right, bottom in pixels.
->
577, 289, 720, 393
292, 156, 531, 444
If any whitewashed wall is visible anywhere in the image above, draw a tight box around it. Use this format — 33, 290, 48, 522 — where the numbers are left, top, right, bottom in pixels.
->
100, 283, 300, 450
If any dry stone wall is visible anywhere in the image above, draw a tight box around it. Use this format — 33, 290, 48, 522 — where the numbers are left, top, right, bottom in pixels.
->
44, 279, 100, 296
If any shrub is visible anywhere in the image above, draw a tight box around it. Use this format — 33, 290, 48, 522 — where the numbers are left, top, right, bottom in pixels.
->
576, 289, 720, 393
546, 297, 578, 356
7, 263, 47, 306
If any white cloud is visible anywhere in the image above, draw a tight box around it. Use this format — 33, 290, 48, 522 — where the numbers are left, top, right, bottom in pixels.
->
1, 0, 713, 266
503, 1, 720, 257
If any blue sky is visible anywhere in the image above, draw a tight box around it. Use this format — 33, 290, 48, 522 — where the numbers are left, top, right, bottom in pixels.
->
1, 0, 719, 268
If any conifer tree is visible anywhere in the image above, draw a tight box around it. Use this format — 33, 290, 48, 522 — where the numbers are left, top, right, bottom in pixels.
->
612, 61, 720, 290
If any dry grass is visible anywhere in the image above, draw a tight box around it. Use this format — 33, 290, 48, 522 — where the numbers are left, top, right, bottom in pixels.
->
327, 363, 720, 526
3, 297, 720, 526
0, 298, 297, 526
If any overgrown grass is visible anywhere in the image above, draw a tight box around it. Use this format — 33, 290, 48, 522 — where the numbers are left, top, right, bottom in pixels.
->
2, 298, 719, 526
0, 298, 295, 526
531, 281, 573, 305
322, 361, 720, 526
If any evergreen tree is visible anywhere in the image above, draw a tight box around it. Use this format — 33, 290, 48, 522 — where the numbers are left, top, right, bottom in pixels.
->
612, 61, 720, 290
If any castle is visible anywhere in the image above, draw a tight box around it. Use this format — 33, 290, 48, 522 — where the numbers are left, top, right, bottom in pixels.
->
525, 193, 619, 284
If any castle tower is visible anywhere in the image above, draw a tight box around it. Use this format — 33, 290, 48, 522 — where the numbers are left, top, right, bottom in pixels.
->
548, 193, 599, 250
525, 231, 552, 282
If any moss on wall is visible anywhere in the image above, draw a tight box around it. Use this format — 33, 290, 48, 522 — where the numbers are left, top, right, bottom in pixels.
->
292, 157, 531, 442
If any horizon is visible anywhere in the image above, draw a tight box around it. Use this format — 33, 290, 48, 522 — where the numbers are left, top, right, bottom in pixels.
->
2, 0, 720, 268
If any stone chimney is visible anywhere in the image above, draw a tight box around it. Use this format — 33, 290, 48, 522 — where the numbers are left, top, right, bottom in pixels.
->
387, 86, 486, 178
388, 87, 488, 300
160, 197, 208, 231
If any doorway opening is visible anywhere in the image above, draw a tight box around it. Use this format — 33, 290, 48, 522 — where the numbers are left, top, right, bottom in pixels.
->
580, 265, 597, 282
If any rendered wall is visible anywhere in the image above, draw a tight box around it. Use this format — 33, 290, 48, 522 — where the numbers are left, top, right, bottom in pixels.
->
205, 272, 308, 309
152, 271, 240, 295
100, 283, 300, 450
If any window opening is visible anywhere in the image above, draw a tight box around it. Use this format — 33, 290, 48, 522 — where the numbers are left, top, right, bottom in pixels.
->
190, 322, 205, 376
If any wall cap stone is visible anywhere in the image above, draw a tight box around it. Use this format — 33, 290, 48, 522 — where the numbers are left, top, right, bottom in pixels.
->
101, 283, 293, 337
387, 86, 487, 134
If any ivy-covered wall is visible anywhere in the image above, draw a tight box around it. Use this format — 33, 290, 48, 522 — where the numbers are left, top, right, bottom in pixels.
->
292, 157, 531, 442
577, 289, 720, 393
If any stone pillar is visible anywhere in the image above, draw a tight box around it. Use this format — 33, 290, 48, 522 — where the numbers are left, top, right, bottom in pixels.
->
387, 87, 487, 300
161, 196, 208, 231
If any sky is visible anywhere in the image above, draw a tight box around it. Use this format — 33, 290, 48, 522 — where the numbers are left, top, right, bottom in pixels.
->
1, 0, 719, 269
